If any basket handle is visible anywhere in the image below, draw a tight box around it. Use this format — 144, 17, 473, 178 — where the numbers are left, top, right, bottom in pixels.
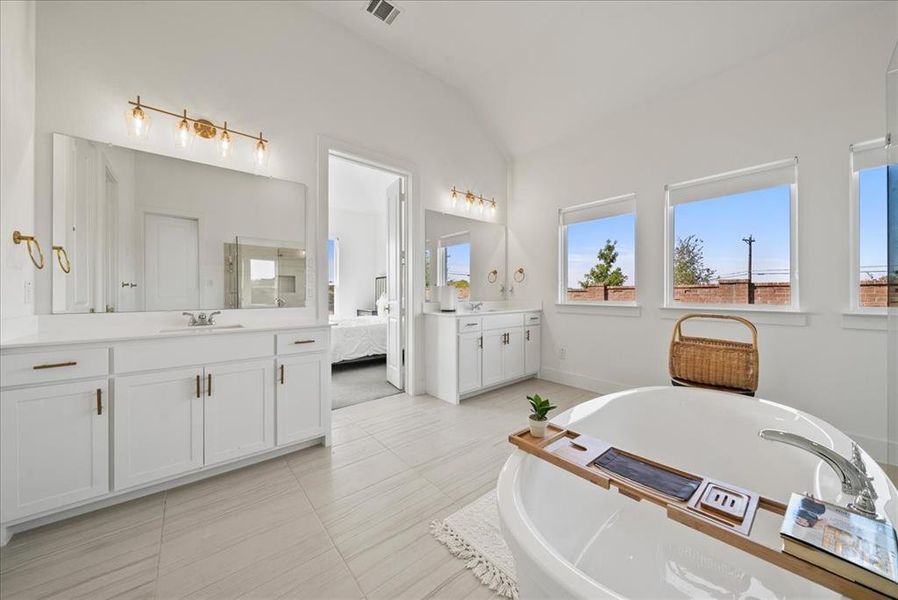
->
671, 313, 758, 348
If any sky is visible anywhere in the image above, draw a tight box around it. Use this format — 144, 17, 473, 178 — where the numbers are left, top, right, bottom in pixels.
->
566, 168, 887, 289
445, 242, 471, 282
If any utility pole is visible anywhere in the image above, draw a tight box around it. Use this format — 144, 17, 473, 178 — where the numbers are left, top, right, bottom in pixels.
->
742, 235, 755, 304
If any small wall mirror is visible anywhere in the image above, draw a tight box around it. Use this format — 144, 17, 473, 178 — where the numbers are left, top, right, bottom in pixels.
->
51, 133, 307, 313
424, 209, 506, 303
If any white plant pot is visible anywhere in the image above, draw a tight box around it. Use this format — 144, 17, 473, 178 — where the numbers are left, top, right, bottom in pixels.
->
529, 418, 548, 438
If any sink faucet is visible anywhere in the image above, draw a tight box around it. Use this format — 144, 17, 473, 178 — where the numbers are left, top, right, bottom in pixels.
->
470, 302, 483, 312
759, 429, 879, 518
182, 311, 221, 327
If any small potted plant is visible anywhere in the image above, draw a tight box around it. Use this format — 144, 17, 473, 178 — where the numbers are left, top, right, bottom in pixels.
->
527, 393, 557, 438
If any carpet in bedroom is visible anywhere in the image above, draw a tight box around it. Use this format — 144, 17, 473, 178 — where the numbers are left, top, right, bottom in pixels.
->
331, 359, 401, 409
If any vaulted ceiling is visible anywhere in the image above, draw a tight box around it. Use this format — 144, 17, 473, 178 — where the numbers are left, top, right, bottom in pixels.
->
306, 1, 883, 156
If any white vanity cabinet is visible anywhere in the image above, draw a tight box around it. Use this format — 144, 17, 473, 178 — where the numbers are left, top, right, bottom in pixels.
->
0, 379, 109, 522
0, 325, 330, 544
426, 310, 541, 404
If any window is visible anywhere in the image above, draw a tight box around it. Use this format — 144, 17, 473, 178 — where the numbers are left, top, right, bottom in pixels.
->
327, 239, 338, 315
850, 139, 889, 310
438, 233, 470, 300
558, 194, 636, 304
665, 158, 798, 308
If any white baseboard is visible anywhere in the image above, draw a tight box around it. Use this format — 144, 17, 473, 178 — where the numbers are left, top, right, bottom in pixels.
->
539, 367, 629, 396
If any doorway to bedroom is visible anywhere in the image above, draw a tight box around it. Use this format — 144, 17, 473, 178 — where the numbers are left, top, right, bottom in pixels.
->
327, 153, 406, 409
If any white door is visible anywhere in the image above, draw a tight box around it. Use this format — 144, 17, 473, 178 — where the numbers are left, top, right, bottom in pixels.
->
204, 360, 275, 465
457, 331, 483, 395
385, 177, 404, 389
525, 326, 541, 375
481, 330, 506, 388
114, 368, 204, 489
1, 380, 109, 521
504, 328, 526, 381
276, 353, 327, 446
144, 213, 199, 311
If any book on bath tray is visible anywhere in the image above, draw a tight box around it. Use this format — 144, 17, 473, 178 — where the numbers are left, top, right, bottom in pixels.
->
780, 493, 898, 596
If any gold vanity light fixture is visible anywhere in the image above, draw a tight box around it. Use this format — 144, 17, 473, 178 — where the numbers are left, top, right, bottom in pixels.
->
125, 96, 270, 164
449, 186, 497, 215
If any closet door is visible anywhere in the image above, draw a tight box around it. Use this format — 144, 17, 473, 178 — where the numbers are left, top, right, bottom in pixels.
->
1, 380, 109, 521
204, 359, 274, 465
457, 332, 483, 395
114, 368, 204, 489
276, 353, 327, 446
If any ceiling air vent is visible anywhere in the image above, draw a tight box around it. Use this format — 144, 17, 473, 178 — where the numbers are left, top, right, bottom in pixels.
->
366, 0, 400, 25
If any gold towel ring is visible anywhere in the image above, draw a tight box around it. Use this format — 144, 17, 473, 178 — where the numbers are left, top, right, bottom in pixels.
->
513, 267, 525, 283
12, 231, 45, 270
487, 269, 498, 284
53, 245, 71, 273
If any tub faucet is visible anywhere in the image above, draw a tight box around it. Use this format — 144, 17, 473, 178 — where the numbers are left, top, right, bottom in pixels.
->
759, 429, 879, 518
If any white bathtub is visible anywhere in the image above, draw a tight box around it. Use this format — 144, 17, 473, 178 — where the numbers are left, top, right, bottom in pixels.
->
497, 386, 898, 599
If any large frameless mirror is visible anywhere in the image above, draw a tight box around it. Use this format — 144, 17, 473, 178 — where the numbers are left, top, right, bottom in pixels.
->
50, 133, 307, 313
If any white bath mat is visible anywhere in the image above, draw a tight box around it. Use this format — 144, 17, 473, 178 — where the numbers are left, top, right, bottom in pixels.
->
431, 489, 518, 599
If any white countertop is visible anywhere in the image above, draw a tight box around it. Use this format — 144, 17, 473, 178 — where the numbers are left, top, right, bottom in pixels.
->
0, 320, 329, 351
423, 307, 541, 318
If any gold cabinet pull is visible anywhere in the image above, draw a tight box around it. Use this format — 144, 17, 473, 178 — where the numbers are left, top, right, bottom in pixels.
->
96, 388, 102, 415
280, 364, 285, 384
12, 231, 45, 269
196, 374, 201, 398
293, 339, 315, 345
207, 373, 212, 396
52, 245, 71, 273
33, 361, 77, 370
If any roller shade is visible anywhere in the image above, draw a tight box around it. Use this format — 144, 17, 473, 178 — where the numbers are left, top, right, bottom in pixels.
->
560, 193, 635, 226
667, 158, 797, 206
851, 138, 888, 172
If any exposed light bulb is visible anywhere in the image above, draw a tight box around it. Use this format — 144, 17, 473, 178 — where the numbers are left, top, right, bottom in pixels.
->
219, 121, 232, 158
174, 109, 193, 149
254, 132, 269, 168
451, 187, 458, 207
490, 199, 497, 216
478, 198, 484, 214
124, 96, 151, 140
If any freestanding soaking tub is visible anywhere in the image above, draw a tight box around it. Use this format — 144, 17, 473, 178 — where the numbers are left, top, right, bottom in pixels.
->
497, 386, 898, 599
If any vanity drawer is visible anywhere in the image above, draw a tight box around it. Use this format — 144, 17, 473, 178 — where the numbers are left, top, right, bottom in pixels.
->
114, 334, 273, 373
524, 312, 541, 325
482, 313, 524, 331
457, 317, 482, 333
1, 347, 109, 387
276, 329, 328, 355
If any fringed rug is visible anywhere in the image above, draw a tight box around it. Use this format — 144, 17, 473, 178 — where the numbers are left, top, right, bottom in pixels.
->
431, 489, 518, 599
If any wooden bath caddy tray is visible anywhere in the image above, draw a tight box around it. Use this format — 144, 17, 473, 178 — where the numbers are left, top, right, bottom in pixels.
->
509, 425, 894, 599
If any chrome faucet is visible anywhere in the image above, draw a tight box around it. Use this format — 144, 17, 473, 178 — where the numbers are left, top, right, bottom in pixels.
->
182, 312, 198, 326
182, 311, 221, 327
759, 429, 879, 518
470, 302, 483, 311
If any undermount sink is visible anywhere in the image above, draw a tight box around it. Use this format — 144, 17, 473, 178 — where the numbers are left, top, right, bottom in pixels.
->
158, 324, 245, 334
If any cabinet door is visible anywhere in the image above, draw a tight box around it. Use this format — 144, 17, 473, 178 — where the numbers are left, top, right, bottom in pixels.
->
524, 326, 541, 375
114, 368, 203, 489
276, 353, 327, 446
205, 360, 275, 465
1, 380, 109, 521
457, 332, 483, 395
481, 330, 506, 388
504, 328, 526, 381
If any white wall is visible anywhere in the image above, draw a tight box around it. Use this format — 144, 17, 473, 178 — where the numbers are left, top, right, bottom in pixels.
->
0, 0, 37, 341
330, 207, 384, 318
32, 1, 508, 326
509, 6, 898, 458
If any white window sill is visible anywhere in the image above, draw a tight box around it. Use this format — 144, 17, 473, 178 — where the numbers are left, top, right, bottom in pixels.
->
660, 304, 807, 326
841, 310, 887, 331
555, 302, 641, 317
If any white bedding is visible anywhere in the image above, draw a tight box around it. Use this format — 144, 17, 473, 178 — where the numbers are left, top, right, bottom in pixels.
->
329, 315, 388, 363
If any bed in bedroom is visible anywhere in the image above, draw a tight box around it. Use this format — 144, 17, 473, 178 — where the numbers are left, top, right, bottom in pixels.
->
330, 276, 388, 364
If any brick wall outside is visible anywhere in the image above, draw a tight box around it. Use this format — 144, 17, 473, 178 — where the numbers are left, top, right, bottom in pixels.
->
566, 279, 890, 307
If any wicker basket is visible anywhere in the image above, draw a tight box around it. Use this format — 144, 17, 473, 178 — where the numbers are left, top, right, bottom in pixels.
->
669, 314, 759, 393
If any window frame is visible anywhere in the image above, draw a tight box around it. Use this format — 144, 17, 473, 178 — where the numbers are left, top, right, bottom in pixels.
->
848, 137, 888, 315
437, 231, 471, 299
557, 193, 637, 307
663, 157, 800, 312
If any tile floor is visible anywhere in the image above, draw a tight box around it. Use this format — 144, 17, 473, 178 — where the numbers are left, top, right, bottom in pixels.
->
0, 378, 595, 600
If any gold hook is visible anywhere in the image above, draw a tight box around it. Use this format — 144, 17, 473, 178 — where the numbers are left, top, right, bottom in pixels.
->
52, 245, 71, 273
514, 267, 525, 283
12, 231, 45, 270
